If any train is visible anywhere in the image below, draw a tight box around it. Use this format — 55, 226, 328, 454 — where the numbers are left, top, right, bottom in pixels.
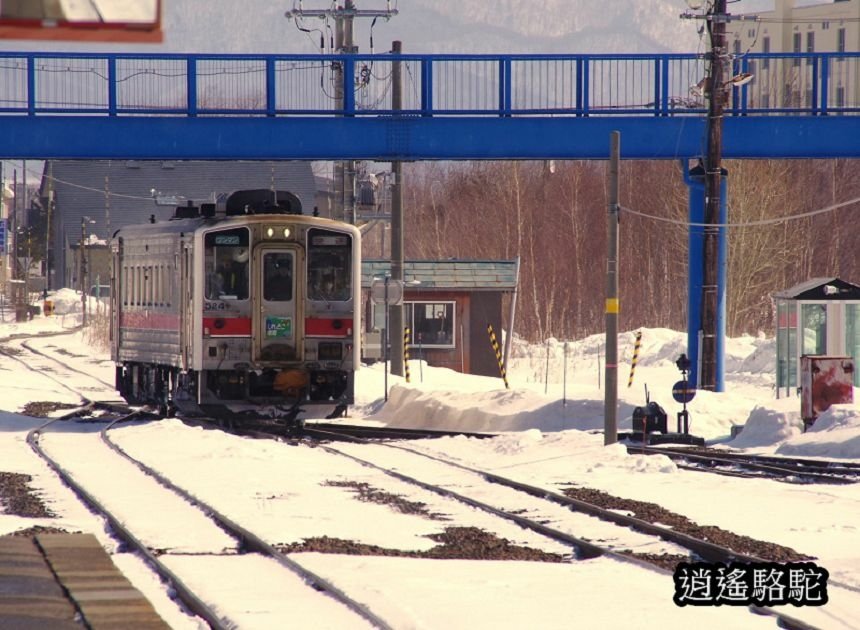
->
109, 189, 361, 422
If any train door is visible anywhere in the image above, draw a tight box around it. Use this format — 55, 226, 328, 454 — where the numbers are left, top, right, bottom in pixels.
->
253, 246, 302, 362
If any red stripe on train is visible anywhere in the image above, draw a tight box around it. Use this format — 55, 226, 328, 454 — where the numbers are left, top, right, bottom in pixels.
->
305, 317, 353, 337
203, 317, 252, 336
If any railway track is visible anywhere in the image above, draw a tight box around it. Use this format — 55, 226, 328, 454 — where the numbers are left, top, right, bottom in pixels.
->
5, 331, 853, 629
0, 329, 120, 407
288, 424, 820, 629
27, 410, 386, 629
632, 444, 860, 485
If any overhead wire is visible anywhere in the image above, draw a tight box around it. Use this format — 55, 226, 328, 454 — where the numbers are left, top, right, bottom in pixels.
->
2, 159, 157, 200
619, 195, 860, 229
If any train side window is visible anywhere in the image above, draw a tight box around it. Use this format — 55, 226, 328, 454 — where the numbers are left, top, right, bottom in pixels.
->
145, 266, 152, 306
122, 266, 128, 306
159, 265, 165, 307
308, 229, 352, 302
166, 262, 173, 307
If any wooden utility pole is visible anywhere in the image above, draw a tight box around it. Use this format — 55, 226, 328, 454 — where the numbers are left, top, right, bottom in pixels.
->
286, 1, 398, 224
335, 0, 357, 224
604, 131, 620, 446
700, 0, 727, 391
390, 40, 405, 376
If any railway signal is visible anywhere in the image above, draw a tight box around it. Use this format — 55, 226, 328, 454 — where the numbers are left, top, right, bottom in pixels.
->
673, 354, 695, 433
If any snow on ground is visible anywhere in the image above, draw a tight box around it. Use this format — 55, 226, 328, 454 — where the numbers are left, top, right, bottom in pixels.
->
2, 295, 860, 629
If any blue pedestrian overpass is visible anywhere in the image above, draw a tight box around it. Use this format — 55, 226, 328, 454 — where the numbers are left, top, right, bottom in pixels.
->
1, 50, 859, 390
0, 51, 858, 160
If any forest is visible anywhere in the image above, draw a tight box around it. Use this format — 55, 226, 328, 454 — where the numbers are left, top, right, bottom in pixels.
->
362, 159, 860, 343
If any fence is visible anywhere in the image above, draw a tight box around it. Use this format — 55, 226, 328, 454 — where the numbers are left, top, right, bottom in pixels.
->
1, 51, 858, 118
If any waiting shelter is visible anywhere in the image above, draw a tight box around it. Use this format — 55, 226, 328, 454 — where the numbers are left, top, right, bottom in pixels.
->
773, 277, 860, 397
361, 259, 518, 376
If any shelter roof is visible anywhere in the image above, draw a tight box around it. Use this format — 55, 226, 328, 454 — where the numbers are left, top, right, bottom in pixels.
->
362, 260, 518, 291
773, 277, 860, 301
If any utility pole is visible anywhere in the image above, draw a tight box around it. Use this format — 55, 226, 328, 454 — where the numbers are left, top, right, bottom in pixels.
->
80, 216, 94, 326
11, 169, 17, 281
700, 0, 727, 391
286, 1, 398, 223
604, 131, 620, 446
390, 40, 404, 376
80, 217, 88, 326
45, 162, 53, 291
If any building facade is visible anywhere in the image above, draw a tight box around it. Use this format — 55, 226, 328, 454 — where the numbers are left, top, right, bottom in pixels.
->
728, 0, 860, 110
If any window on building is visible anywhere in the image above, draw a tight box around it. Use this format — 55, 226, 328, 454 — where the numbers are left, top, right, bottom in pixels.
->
762, 37, 770, 69
806, 31, 815, 65
372, 301, 456, 349
846, 305, 860, 386
801, 303, 827, 355
733, 39, 741, 55
793, 32, 802, 67
837, 28, 846, 53
836, 86, 845, 108
776, 302, 798, 389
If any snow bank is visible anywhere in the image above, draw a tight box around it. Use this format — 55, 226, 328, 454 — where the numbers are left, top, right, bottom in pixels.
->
776, 404, 860, 459
729, 404, 803, 448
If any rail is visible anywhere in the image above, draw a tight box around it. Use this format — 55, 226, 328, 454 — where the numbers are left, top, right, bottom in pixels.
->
1, 51, 858, 118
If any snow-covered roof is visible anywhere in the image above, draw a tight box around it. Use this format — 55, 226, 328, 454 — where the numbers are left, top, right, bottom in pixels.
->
773, 277, 860, 301
362, 260, 518, 291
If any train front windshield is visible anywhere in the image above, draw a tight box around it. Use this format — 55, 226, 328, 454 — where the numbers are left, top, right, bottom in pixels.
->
307, 229, 352, 301
205, 228, 250, 300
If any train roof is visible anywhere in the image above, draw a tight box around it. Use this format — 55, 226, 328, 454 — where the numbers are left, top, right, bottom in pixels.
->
112, 214, 360, 240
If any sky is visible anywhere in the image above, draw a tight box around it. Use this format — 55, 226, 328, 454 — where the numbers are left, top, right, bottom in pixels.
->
1, 290, 860, 628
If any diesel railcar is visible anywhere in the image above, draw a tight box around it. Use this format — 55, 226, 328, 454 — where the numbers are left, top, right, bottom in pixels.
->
109, 189, 361, 420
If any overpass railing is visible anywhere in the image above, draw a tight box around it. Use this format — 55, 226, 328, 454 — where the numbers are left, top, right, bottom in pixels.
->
0, 51, 858, 118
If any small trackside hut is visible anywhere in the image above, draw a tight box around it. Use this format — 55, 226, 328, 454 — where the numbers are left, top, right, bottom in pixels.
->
361, 259, 518, 376
110, 189, 361, 421
773, 277, 860, 397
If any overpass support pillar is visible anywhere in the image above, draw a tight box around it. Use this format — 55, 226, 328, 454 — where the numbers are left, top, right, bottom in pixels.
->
683, 162, 727, 392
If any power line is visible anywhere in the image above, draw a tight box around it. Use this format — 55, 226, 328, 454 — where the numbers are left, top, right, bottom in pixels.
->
1, 159, 152, 200
620, 195, 860, 228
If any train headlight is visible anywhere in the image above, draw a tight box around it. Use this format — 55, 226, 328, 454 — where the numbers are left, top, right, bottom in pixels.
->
265, 227, 291, 239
